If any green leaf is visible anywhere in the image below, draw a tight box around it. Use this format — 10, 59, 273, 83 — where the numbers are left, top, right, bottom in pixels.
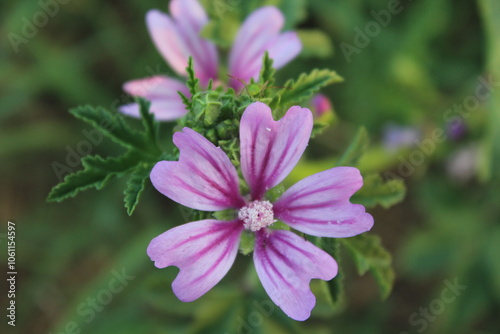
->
273, 69, 343, 118
352, 173, 406, 208
341, 233, 395, 299
123, 163, 153, 216
297, 30, 334, 58
48, 153, 139, 202
186, 56, 199, 97
69, 105, 146, 150
317, 237, 343, 304
259, 52, 276, 90
137, 98, 158, 146
336, 127, 369, 167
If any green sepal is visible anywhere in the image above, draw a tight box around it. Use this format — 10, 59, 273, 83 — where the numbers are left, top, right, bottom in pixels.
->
212, 209, 237, 221
238, 230, 255, 255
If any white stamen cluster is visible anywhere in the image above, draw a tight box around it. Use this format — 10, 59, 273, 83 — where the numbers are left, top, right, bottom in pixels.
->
238, 200, 275, 231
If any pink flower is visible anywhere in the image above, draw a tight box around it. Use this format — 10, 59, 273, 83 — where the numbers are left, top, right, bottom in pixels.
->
121, 0, 301, 121
147, 102, 373, 320
310, 93, 333, 118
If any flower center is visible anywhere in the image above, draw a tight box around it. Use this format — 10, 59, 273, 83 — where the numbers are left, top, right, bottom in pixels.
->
238, 200, 275, 232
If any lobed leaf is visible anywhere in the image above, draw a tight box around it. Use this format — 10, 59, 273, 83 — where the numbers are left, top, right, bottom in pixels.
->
69, 105, 146, 150
341, 233, 395, 299
48, 153, 139, 202
124, 163, 153, 216
352, 173, 406, 208
273, 69, 343, 118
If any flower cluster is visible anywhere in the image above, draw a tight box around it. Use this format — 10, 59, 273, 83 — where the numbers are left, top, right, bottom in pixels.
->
119, 0, 301, 121
148, 102, 373, 320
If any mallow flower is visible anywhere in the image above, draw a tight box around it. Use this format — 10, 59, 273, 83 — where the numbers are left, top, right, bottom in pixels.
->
120, 0, 301, 121
147, 102, 373, 320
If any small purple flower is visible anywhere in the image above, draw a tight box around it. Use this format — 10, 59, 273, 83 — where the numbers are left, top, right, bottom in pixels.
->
121, 0, 301, 121
382, 124, 421, 152
148, 102, 373, 320
310, 94, 332, 118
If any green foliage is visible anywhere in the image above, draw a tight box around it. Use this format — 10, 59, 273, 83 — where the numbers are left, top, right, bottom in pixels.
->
272, 69, 343, 118
48, 99, 163, 215
336, 127, 369, 167
341, 233, 395, 299
297, 30, 334, 58
186, 57, 200, 97
123, 163, 153, 216
352, 173, 406, 208
317, 237, 343, 304
259, 52, 276, 93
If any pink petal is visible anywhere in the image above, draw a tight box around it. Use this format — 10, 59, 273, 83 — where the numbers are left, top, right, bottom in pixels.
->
240, 102, 313, 200
229, 7, 301, 90
148, 219, 244, 302
253, 229, 338, 321
151, 128, 245, 211
119, 76, 190, 121
267, 31, 302, 69
146, 0, 218, 86
274, 167, 374, 238
146, 10, 186, 77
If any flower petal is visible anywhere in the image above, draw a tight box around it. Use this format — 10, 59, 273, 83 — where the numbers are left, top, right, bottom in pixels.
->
151, 128, 245, 211
148, 219, 244, 302
267, 31, 302, 69
274, 167, 374, 238
240, 102, 313, 200
254, 229, 338, 321
229, 7, 301, 90
119, 76, 190, 121
146, 0, 218, 85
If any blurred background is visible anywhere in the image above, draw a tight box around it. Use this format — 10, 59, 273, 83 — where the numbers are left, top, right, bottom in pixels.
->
1, 0, 499, 333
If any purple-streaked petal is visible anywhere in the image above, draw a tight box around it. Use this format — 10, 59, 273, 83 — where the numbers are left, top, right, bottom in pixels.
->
148, 219, 244, 302
119, 76, 190, 121
146, 0, 218, 86
229, 7, 301, 90
240, 102, 313, 200
151, 128, 245, 211
274, 167, 374, 238
254, 229, 337, 321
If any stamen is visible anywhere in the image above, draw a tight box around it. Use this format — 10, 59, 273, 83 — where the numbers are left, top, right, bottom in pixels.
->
238, 200, 275, 232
